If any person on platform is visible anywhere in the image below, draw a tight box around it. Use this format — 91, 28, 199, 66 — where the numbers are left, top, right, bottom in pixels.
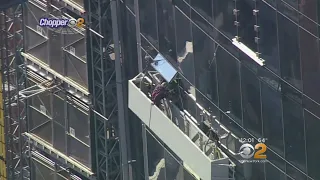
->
151, 80, 169, 107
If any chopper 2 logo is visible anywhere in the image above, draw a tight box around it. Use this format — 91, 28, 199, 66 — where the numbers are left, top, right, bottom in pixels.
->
238, 138, 268, 163
39, 17, 85, 28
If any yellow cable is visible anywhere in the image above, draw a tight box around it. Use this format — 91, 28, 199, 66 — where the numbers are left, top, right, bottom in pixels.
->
0, 61, 7, 179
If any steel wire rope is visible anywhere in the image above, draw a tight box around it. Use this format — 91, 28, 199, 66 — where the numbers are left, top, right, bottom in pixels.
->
141, 3, 315, 179
204, 45, 221, 158
140, 48, 174, 126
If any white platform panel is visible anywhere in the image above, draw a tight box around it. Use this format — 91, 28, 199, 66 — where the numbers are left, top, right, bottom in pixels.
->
128, 74, 233, 180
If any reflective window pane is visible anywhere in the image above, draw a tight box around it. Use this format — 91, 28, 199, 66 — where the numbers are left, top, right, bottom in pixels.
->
146, 130, 165, 178
212, 0, 235, 39
283, 0, 298, 9
261, 82, 284, 156
157, 0, 177, 61
175, 10, 195, 84
299, 0, 317, 21
183, 167, 198, 180
305, 110, 320, 180
164, 149, 183, 180
241, 64, 262, 137
282, 96, 306, 172
191, 9, 216, 40
300, 29, 320, 104
251, 163, 265, 180
192, 25, 218, 103
265, 162, 286, 180
259, 2, 280, 74
278, 14, 302, 90
126, 0, 134, 12
216, 48, 242, 128
303, 95, 320, 118
123, 11, 139, 78
264, 0, 276, 7
190, 0, 213, 23
267, 151, 285, 171
139, 0, 158, 48
299, 14, 317, 37
278, 0, 299, 22
174, 0, 190, 17
286, 163, 307, 180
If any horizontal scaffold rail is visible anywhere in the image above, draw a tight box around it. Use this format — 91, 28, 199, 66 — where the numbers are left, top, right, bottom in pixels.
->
51, 0, 85, 14
21, 52, 89, 101
23, 132, 94, 178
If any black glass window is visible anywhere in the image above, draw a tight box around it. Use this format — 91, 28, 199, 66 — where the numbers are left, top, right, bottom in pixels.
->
286, 163, 307, 180
264, 0, 276, 7
283, 0, 298, 9
146, 130, 165, 178
212, 0, 235, 39
282, 95, 307, 172
305, 110, 320, 180
259, 2, 280, 74
141, 35, 158, 59
303, 95, 320, 118
125, 0, 134, 12
174, 0, 190, 17
124, 11, 138, 78
191, 9, 216, 40
216, 48, 242, 131
139, 0, 159, 49
251, 164, 265, 180
278, 0, 299, 22
241, 64, 263, 137
299, 10, 317, 37
299, 0, 317, 22
192, 25, 218, 103
157, 0, 177, 62
175, 10, 195, 84
236, 0, 258, 52
190, 0, 213, 23
261, 82, 284, 156
267, 151, 285, 171
278, 14, 302, 90
265, 163, 286, 180
300, 29, 320, 104
164, 149, 182, 180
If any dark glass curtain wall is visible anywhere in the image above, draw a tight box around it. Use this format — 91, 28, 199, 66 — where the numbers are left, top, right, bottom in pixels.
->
121, 0, 320, 179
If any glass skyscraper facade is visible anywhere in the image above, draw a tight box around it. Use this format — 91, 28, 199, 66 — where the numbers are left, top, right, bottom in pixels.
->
121, 0, 320, 179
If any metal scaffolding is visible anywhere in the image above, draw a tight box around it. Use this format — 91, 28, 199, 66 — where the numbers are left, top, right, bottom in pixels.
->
0, 4, 30, 180
85, 0, 131, 179
1, 0, 131, 179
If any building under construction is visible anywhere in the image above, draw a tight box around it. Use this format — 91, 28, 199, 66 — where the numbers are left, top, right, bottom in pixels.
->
1, 0, 320, 180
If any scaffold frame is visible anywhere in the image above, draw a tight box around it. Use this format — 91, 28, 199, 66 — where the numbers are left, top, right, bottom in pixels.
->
0, 4, 30, 180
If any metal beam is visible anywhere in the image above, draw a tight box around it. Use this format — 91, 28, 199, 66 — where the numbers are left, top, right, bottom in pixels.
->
85, 0, 121, 179
110, 0, 132, 179
0, 4, 29, 180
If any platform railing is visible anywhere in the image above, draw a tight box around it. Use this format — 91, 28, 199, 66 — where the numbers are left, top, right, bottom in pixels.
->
129, 73, 236, 180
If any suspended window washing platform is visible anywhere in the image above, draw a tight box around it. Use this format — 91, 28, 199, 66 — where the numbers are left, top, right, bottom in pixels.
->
128, 72, 236, 180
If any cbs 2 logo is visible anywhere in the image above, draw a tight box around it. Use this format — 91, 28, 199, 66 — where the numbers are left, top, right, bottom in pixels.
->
69, 18, 85, 28
239, 143, 267, 159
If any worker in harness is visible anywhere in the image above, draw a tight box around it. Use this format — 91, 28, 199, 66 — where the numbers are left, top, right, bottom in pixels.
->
151, 80, 169, 107
151, 78, 180, 107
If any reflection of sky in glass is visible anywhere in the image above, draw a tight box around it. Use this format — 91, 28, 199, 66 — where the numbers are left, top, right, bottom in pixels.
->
151, 53, 177, 82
